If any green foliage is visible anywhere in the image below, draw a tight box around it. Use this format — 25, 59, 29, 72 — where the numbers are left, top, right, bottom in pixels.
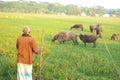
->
0, 12, 120, 80
0, 1, 119, 16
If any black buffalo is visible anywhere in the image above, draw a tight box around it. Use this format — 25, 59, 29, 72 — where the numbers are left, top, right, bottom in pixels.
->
95, 26, 103, 38
79, 34, 98, 47
89, 24, 101, 32
70, 24, 83, 31
89, 24, 103, 38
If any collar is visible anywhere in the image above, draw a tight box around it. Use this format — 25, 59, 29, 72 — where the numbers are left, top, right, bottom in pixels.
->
22, 34, 31, 37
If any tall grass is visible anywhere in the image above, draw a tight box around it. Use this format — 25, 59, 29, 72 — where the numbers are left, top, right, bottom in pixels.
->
0, 12, 120, 80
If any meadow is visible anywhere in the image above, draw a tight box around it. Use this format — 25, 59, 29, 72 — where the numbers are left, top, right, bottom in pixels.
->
0, 12, 120, 80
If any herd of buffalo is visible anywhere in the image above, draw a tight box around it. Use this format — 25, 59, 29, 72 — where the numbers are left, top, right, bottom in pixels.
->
51, 24, 120, 47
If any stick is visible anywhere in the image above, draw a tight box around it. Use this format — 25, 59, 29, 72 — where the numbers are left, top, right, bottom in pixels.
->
103, 38, 120, 79
40, 29, 44, 80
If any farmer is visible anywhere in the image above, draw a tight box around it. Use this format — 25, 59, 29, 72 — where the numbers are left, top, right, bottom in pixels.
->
16, 26, 43, 80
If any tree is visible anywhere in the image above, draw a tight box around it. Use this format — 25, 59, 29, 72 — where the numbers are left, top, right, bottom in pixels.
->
0, 1, 119, 17
88, 7, 95, 16
117, 9, 120, 17
94, 6, 105, 16
65, 5, 81, 15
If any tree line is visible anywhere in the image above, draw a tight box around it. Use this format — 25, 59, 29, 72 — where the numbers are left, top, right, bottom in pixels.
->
0, 1, 120, 17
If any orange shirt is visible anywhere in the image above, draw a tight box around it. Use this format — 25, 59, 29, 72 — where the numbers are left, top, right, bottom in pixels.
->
16, 35, 38, 64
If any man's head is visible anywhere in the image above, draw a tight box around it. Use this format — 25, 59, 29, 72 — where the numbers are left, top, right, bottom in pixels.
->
23, 26, 30, 35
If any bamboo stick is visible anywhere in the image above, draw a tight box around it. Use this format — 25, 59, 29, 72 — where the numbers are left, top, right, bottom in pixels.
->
103, 38, 120, 79
40, 29, 44, 80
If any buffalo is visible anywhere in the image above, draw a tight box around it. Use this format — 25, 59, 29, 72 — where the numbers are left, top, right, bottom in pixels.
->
51, 31, 78, 45
89, 24, 101, 32
111, 33, 120, 40
70, 24, 83, 31
79, 34, 98, 47
89, 24, 103, 38
95, 26, 103, 38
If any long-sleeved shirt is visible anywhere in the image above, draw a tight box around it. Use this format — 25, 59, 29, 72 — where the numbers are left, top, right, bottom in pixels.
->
16, 34, 39, 64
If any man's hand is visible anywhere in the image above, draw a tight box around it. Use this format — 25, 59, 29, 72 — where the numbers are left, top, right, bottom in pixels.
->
37, 47, 43, 54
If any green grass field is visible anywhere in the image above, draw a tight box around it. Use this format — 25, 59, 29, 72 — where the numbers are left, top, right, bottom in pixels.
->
0, 12, 120, 80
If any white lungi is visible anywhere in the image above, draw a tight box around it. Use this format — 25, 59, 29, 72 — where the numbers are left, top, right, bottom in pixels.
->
17, 63, 32, 80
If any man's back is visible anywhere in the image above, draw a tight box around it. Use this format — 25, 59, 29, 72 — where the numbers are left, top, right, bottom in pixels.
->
16, 35, 38, 64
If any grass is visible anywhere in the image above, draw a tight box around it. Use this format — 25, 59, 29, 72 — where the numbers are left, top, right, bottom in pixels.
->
0, 12, 120, 80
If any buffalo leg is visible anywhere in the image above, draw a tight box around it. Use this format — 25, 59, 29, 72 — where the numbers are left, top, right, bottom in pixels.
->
93, 42, 96, 48
84, 42, 86, 47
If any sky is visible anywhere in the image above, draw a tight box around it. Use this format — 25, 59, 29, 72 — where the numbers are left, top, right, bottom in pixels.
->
2, 0, 120, 9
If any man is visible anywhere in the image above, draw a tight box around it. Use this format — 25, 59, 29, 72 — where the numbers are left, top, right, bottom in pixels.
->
16, 26, 43, 80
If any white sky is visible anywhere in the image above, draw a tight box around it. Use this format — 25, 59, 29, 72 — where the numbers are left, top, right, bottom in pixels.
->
2, 0, 120, 9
